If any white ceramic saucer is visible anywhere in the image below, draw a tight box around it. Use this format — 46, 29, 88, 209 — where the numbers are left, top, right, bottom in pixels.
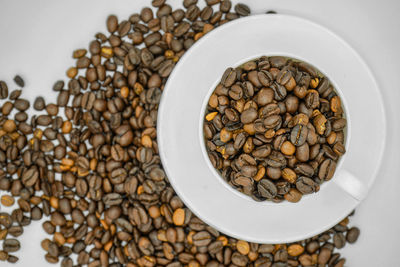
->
158, 14, 386, 243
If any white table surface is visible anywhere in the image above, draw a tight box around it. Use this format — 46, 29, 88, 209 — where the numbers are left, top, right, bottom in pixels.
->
0, 0, 398, 266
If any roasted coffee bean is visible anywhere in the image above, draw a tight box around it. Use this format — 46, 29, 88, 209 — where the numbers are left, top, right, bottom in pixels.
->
318, 247, 332, 265
333, 232, 346, 248
0, 81, 8, 99
8, 226, 23, 238
296, 176, 318, 195
346, 227, 360, 243
0, 195, 14, 207
21, 167, 39, 187
231, 252, 248, 266
14, 99, 29, 111
241, 108, 257, 124
290, 124, 308, 146
319, 158, 336, 180
9, 89, 22, 100
257, 179, 277, 199
3, 239, 20, 253
13, 75, 25, 87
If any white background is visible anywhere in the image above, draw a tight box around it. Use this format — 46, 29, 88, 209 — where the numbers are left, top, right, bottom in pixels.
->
0, 0, 399, 266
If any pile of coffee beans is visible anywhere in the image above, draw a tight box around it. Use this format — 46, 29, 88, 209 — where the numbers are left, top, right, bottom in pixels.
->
204, 56, 346, 202
0, 0, 358, 266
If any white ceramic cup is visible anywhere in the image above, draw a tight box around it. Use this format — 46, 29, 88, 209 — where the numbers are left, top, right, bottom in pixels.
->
158, 14, 386, 243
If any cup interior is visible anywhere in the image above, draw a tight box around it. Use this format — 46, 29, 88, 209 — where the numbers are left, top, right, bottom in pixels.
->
199, 54, 351, 205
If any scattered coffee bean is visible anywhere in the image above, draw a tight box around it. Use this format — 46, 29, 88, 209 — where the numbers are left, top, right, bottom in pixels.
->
0, 81, 8, 99
1, 195, 14, 207
13, 75, 25, 87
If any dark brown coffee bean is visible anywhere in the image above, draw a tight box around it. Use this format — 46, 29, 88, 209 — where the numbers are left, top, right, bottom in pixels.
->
346, 227, 360, 243
7, 255, 18, 263
9, 89, 22, 100
221, 68, 236, 87
258, 70, 273, 87
174, 21, 190, 37
3, 239, 20, 253
234, 3, 250, 16
263, 115, 282, 129
8, 226, 23, 237
296, 176, 317, 194
14, 99, 29, 111
106, 15, 118, 33
36, 115, 52, 126
57, 90, 69, 107
290, 124, 308, 146
231, 252, 248, 266
318, 247, 332, 265
51, 211, 66, 226
333, 232, 346, 248
257, 179, 277, 199
305, 89, 320, 109
220, 0, 232, 13
13, 75, 25, 87
296, 143, 310, 162
192, 231, 212, 246
295, 163, 314, 177
256, 88, 274, 106
0, 8, 358, 266
240, 108, 257, 124
0, 81, 8, 99
21, 167, 39, 187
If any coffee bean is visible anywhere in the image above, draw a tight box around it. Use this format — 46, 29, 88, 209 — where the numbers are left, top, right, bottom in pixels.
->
296, 176, 318, 194
266, 151, 286, 168
318, 247, 332, 265
57, 90, 69, 107
9, 89, 21, 100
3, 239, 20, 253
1, 195, 14, 207
13, 75, 25, 87
51, 211, 66, 226
21, 167, 39, 187
319, 158, 336, 180
296, 143, 310, 162
333, 232, 346, 248
192, 231, 212, 246
0, 4, 357, 266
231, 252, 248, 266
290, 124, 308, 146
283, 188, 301, 202
346, 227, 360, 243
240, 108, 257, 124
305, 89, 320, 108
14, 99, 29, 111
263, 115, 282, 129
234, 3, 250, 16
8, 226, 23, 238
257, 179, 277, 199
0, 81, 8, 99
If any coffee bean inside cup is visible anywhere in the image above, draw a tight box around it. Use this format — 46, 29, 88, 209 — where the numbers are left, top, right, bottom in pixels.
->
204, 56, 347, 202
